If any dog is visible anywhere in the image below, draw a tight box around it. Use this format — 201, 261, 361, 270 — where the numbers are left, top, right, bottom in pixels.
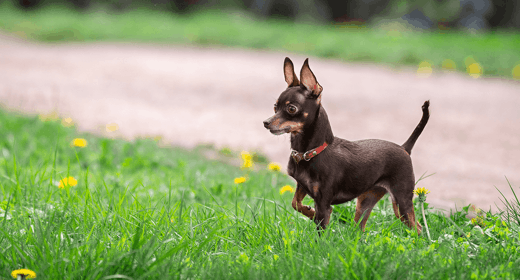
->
263, 57, 429, 234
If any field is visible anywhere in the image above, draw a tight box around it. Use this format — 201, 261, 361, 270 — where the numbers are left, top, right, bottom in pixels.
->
0, 1, 520, 79
1, 2, 520, 279
1, 109, 519, 279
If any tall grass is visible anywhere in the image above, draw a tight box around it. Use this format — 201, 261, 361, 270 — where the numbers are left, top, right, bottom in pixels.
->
0, 1, 519, 78
1, 109, 519, 279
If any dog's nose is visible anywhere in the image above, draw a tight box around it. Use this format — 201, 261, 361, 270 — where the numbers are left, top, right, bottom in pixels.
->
263, 119, 270, 129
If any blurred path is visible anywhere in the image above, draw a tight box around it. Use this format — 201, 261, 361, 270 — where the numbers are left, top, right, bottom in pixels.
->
1, 33, 519, 212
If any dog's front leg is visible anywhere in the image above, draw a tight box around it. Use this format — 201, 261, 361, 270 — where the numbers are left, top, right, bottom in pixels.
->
314, 202, 333, 230
291, 184, 315, 219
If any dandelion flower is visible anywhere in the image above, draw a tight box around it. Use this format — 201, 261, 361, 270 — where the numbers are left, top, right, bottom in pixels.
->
280, 185, 295, 194
512, 64, 520, 80
240, 151, 254, 170
413, 187, 430, 196
414, 187, 430, 203
61, 117, 74, 127
58, 176, 78, 189
234, 177, 246, 184
467, 63, 483, 78
417, 61, 433, 78
71, 138, 87, 148
441, 59, 456, 71
267, 162, 281, 172
414, 187, 432, 241
11, 269, 36, 279
106, 123, 119, 132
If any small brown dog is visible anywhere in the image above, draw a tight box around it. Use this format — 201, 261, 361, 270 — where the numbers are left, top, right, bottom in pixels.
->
263, 58, 429, 234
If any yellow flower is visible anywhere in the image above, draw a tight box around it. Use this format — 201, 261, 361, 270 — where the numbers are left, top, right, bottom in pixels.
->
273, 254, 279, 261
280, 185, 295, 194
267, 162, 281, 172
234, 177, 246, 184
106, 123, 119, 132
512, 64, 520, 80
240, 151, 254, 170
71, 138, 87, 148
417, 61, 433, 78
61, 117, 74, 127
467, 63, 483, 78
240, 151, 254, 169
11, 269, 36, 279
413, 187, 430, 196
442, 59, 456, 71
58, 176, 78, 189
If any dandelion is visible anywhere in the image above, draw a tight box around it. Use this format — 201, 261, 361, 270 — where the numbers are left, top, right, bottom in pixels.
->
240, 151, 254, 170
441, 59, 456, 71
11, 269, 36, 279
417, 61, 433, 78
414, 187, 432, 242
467, 63, 483, 78
280, 185, 295, 195
413, 187, 430, 200
512, 64, 520, 80
61, 117, 74, 127
106, 123, 119, 132
71, 138, 87, 148
267, 162, 281, 172
58, 176, 78, 189
234, 177, 246, 184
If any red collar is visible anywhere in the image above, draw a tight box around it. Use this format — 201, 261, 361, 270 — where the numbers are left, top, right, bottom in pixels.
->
291, 142, 328, 163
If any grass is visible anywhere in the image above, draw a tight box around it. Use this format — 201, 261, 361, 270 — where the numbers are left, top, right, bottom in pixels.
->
1, 109, 520, 279
0, 1, 520, 79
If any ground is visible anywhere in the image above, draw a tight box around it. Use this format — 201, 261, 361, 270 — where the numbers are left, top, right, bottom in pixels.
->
1, 32, 519, 212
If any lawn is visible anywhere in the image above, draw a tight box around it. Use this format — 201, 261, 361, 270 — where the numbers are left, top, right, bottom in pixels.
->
1, 108, 519, 279
0, 1, 519, 79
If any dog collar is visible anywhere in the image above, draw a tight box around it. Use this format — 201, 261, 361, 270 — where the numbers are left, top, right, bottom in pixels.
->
291, 142, 328, 163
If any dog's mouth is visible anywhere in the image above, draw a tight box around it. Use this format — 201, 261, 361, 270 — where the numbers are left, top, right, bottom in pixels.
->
269, 128, 288, 135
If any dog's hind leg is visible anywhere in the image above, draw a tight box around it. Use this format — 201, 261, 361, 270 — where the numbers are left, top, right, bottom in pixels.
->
392, 190, 422, 235
354, 187, 387, 231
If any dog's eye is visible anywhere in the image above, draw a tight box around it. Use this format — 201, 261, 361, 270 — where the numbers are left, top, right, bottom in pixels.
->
274, 104, 277, 113
286, 104, 298, 114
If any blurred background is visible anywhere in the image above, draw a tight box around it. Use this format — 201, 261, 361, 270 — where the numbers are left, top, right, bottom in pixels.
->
0, 0, 519, 213
4, 0, 520, 30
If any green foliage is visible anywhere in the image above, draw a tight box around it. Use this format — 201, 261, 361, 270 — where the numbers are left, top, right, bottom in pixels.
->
1, 108, 520, 279
0, 1, 519, 78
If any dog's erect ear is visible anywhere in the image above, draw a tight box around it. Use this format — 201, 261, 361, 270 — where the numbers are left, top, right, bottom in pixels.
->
284, 57, 300, 87
300, 58, 323, 98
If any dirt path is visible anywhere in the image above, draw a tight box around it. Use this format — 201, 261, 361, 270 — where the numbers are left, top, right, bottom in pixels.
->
1, 33, 519, 213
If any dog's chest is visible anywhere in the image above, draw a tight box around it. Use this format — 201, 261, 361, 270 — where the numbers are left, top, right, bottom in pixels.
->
287, 160, 320, 197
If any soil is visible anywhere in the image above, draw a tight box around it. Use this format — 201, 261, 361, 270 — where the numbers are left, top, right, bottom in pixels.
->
1, 32, 519, 213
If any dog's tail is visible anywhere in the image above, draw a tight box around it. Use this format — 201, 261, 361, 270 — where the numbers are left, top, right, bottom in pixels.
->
402, 100, 430, 155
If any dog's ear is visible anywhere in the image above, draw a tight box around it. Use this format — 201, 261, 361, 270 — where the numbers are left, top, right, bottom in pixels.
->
300, 58, 323, 98
284, 57, 300, 87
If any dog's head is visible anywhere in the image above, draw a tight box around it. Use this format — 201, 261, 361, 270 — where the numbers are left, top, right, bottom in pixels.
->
263, 57, 323, 135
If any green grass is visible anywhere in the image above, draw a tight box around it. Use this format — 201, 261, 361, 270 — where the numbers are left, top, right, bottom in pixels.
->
0, 1, 520, 78
1, 109, 520, 279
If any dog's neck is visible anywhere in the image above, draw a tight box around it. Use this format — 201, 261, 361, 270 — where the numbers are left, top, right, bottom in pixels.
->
291, 105, 334, 152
